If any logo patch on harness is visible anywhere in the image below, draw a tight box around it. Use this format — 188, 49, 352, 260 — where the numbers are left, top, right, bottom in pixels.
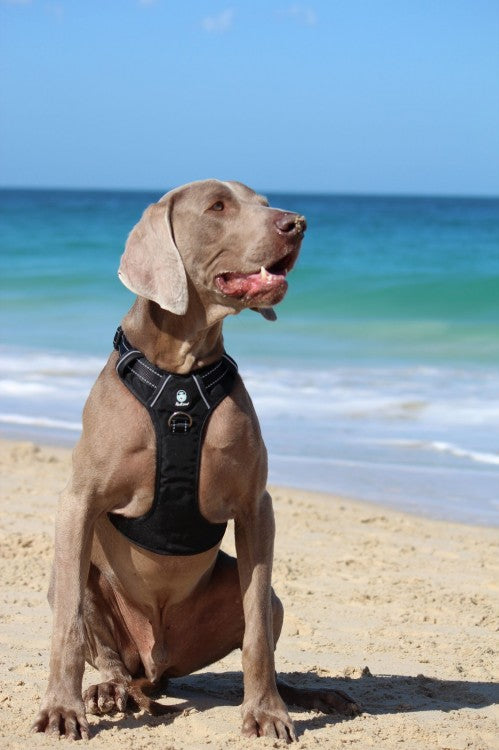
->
175, 389, 190, 407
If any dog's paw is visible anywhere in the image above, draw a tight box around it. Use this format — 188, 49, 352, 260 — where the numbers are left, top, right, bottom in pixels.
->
277, 679, 361, 717
241, 695, 297, 743
32, 699, 89, 740
83, 680, 128, 714
306, 687, 362, 716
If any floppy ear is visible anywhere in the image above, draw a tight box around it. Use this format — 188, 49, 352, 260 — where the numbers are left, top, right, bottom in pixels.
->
118, 197, 188, 315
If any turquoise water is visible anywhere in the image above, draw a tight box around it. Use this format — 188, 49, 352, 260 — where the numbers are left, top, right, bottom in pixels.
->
1, 188, 498, 524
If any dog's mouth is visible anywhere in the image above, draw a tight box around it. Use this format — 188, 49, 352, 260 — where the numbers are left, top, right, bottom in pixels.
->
214, 250, 298, 301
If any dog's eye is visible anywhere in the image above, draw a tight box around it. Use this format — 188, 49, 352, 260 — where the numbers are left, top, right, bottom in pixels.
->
210, 201, 224, 211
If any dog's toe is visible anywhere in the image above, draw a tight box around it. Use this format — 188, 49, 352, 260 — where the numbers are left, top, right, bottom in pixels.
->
83, 680, 128, 715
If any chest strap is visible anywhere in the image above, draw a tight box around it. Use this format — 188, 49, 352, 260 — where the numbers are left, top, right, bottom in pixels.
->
108, 327, 238, 556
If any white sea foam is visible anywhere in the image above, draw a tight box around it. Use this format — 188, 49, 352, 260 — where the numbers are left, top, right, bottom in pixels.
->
0, 413, 82, 431
0, 348, 101, 406
367, 438, 499, 466
417, 440, 499, 466
0, 380, 56, 396
1, 346, 498, 523
0, 350, 105, 377
243, 364, 499, 427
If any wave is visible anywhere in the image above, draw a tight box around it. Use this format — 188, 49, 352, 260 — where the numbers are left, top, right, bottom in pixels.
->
367, 439, 499, 468
271, 451, 499, 474
1, 346, 498, 469
0, 413, 82, 431
429, 441, 499, 466
1, 344, 497, 524
243, 365, 499, 426
2, 347, 499, 426
0, 379, 56, 396
0, 349, 105, 377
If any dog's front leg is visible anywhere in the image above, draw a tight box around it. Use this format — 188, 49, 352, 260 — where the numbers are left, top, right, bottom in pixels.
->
32, 483, 97, 740
235, 490, 296, 743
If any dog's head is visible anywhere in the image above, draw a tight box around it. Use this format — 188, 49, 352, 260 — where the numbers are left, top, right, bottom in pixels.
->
118, 179, 306, 321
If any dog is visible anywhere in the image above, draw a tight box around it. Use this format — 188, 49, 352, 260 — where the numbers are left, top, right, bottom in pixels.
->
33, 179, 360, 742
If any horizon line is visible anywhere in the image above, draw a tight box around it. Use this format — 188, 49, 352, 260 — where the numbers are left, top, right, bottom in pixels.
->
0, 184, 498, 201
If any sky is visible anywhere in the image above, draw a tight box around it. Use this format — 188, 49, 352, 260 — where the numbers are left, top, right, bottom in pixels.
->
0, 0, 498, 195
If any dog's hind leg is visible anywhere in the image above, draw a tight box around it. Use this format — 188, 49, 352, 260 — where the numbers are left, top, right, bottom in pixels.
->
82, 565, 183, 718
82, 564, 138, 715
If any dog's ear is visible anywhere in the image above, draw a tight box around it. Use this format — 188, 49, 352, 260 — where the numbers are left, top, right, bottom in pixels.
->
118, 197, 188, 315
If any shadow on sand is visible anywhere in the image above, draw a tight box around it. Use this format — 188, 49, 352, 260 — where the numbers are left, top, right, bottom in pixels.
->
89, 669, 498, 738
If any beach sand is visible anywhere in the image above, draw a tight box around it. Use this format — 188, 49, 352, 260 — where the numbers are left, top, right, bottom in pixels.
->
0, 438, 497, 749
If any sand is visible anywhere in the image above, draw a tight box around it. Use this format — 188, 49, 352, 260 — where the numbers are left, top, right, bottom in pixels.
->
0, 438, 497, 749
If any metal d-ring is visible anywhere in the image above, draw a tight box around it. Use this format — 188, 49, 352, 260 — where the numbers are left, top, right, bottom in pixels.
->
168, 411, 193, 432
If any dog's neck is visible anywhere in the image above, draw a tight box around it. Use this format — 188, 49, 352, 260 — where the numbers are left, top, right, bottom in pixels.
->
121, 297, 228, 374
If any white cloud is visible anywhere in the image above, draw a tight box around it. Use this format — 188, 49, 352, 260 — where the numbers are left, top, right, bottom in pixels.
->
281, 4, 317, 27
202, 8, 234, 34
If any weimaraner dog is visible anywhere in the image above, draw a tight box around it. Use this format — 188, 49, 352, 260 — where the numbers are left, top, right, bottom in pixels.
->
33, 179, 360, 742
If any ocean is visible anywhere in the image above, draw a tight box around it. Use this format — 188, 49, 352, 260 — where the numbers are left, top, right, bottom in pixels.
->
1, 188, 498, 525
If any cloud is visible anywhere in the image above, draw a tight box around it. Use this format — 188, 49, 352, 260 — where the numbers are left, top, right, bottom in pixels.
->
202, 8, 234, 34
281, 4, 317, 27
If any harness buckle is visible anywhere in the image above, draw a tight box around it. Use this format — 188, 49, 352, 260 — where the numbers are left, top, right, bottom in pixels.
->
168, 411, 193, 433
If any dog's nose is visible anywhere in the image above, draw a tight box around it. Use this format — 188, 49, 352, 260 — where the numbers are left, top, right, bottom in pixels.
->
275, 212, 307, 236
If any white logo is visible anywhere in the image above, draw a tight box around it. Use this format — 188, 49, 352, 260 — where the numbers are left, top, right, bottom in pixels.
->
175, 389, 189, 406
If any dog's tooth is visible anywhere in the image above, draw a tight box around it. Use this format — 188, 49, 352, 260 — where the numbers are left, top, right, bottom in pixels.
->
260, 266, 270, 282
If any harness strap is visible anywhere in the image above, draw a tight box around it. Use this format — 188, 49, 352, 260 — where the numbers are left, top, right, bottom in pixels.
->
109, 326, 238, 555
113, 325, 237, 411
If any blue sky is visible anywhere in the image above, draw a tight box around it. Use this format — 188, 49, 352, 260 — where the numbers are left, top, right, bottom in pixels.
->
1, 0, 498, 195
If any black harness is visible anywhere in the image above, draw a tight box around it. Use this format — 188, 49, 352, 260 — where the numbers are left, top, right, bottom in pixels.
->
108, 327, 238, 556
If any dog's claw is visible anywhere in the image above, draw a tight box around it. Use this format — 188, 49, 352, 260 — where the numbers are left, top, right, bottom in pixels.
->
241, 698, 297, 743
83, 680, 128, 715
32, 705, 89, 740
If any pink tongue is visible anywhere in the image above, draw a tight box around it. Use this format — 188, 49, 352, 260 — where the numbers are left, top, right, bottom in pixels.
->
219, 270, 269, 296
216, 264, 289, 298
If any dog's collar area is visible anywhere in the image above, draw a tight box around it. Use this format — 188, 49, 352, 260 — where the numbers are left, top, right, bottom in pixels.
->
113, 326, 238, 430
